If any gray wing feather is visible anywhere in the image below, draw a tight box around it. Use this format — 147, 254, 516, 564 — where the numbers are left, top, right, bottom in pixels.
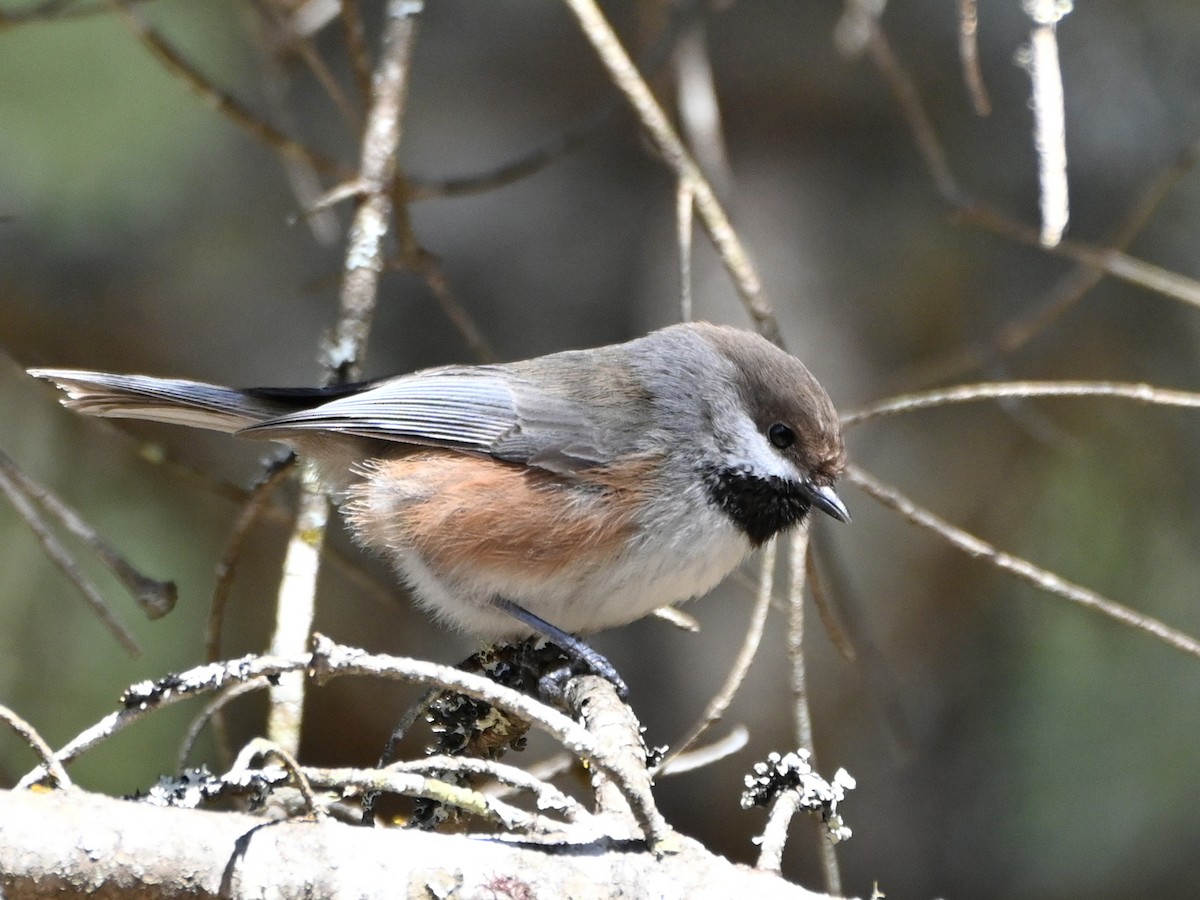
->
242, 365, 625, 471
28, 370, 279, 433
242, 367, 523, 452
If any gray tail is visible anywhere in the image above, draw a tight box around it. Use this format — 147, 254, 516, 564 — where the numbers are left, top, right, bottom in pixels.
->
28, 369, 288, 434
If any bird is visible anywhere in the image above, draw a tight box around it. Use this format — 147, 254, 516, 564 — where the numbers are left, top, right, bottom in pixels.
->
30, 322, 848, 688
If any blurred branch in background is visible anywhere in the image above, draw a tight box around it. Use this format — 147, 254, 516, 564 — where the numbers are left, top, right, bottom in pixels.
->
0, 448, 168, 656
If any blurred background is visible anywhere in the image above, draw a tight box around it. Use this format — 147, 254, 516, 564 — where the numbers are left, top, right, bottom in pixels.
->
3, 1, 1200, 896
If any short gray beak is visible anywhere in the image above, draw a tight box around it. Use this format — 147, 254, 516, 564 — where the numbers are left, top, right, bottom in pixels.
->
804, 482, 851, 523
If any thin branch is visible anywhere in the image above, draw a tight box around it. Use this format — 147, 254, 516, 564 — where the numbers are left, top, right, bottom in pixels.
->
0, 0, 156, 26
562, 0, 781, 345
18, 664, 288, 787
656, 539, 777, 775
956, 203, 1200, 310
1024, 0, 1071, 247
846, 464, 1200, 662
338, 0, 374, 107
0, 450, 140, 656
674, 17, 732, 198
22, 640, 593, 787
475, 754, 578, 812
806, 541, 855, 662
398, 243, 496, 363
267, 0, 424, 754
249, 3, 349, 246
843, 379, 1200, 427
0, 447, 175, 620
757, 790, 802, 873
839, 1, 964, 206
957, 0, 990, 116
177, 680, 266, 772
254, 0, 360, 132
207, 457, 296, 664
388, 755, 589, 822
749, 751, 855, 873
266, 472, 327, 755
405, 112, 605, 201
110, 0, 343, 178
676, 180, 695, 323
655, 725, 749, 777
403, 0, 702, 202
0, 702, 71, 789
849, 3, 1200, 388
325, 1, 421, 380
232, 738, 321, 818
786, 527, 841, 894
299, 765, 561, 833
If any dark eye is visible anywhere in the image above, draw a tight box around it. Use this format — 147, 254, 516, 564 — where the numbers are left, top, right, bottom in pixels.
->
767, 422, 794, 449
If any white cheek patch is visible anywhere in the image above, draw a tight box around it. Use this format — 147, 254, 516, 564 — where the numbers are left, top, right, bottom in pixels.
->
725, 411, 800, 481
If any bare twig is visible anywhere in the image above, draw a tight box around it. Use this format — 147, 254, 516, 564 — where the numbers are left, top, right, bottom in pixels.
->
656, 725, 749, 777
674, 17, 732, 198
232, 738, 321, 817
250, 4, 346, 245
17, 663, 288, 788
255, 0, 360, 132
1024, 0, 1071, 246
676, 180, 695, 323
311, 639, 672, 849
398, 244, 496, 363
177, 680, 266, 771
957, 0, 991, 116
786, 527, 841, 893
956, 204, 1200, 310
748, 750, 855, 873
1, 447, 175, 620
651, 604, 701, 632
950, 132, 1200, 373
299, 765, 561, 833
0, 702, 71, 789
846, 464, 1200, 662
0, 450, 140, 656
403, 0, 702, 202
326, 1, 422, 380
840, 2, 963, 206
757, 787, 804, 874
110, 0, 343, 177
267, 0, 424, 754
22, 639, 586, 785
389, 755, 588, 822
266, 471, 327, 755
207, 458, 295, 666
338, 0, 374, 107
851, 2, 1200, 390
562, 0, 780, 345
404, 111, 605, 201
806, 541, 855, 662
0, 0, 156, 25
489, 753, 577, 796
561, 674, 676, 852
855, 8, 1200, 386
843, 379, 1200, 427
656, 539, 777, 775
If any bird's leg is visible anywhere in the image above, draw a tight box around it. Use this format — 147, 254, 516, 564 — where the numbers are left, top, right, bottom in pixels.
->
491, 596, 629, 699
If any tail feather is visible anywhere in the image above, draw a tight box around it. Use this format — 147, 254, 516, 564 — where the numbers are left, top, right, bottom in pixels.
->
28, 369, 286, 434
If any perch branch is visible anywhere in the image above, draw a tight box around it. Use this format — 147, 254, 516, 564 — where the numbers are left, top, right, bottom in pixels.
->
846, 464, 1200, 662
